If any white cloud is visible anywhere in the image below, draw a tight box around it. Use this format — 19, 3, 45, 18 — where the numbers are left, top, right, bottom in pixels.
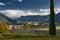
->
0, 8, 60, 18
40, 8, 60, 15
18, 0, 23, 2
55, 8, 60, 13
0, 2, 6, 5
40, 9, 50, 15
14, 0, 23, 2
0, 10, 40, 18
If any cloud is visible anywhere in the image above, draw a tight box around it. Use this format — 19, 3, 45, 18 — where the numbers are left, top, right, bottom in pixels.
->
14, 0, 23, 2
18, 0, 23, 2
0, 2, 6, 5
40, 9, 50, 15
0, 8, 60, 18
40, 8, 60, 15
0, 10, 39, 18
55, 8, 60, 13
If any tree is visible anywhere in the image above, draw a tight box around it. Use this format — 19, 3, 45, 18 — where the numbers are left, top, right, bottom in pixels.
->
49, 0, 56, 35
20, 24, 29, 30
20, 24, 30, 34
0, 22, 8, 34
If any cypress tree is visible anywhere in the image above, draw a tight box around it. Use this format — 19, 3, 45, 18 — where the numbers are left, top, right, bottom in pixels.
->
49, 0, 56, 35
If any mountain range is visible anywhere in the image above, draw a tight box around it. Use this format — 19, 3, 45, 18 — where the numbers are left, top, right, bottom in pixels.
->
0, 12, 60, 24
16, 12, 60, 23
0, 13, 17, 24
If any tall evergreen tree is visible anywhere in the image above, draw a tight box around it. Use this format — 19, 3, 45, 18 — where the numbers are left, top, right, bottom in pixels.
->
49, 0, 56, 35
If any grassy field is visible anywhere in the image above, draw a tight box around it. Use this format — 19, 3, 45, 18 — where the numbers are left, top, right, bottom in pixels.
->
0, 34, 60, 40
0, 36, 60, 40
0, 25, 60, 40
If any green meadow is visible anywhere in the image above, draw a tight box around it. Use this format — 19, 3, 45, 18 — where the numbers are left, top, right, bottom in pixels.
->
0, 34, 60, 40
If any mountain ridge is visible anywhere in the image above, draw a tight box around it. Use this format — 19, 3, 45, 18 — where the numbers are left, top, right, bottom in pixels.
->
0, 13, 17, 24
16, 12, 60, 23
0, 12, 60, 24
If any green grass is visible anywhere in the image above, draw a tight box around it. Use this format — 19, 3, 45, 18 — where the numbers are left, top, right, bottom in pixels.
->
0, 37, 60, 40
2, 34, 40, 38
0, 34, 60, 40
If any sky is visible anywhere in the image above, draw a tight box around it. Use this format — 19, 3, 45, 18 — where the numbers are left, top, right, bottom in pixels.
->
0, 0, 60, 18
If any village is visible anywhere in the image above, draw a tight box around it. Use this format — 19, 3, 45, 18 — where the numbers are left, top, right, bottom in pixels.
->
8, 21, 48, 30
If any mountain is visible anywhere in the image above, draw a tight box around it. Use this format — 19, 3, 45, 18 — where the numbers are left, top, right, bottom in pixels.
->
0, 13, 17, 24
1, 12, 60, 24
16, 13, 60, 23
16, 15, 49, 23
55, 12, 60, 23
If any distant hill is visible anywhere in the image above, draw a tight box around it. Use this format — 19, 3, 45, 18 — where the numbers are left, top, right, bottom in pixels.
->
16, 15, 48, 22
55, 12, 60, 23
1, 12, 60, 24
16, 12, 60, 23
0, 13, 17, 24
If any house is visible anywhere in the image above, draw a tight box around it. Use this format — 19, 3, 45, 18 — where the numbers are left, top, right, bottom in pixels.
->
27, 21, 39, 25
